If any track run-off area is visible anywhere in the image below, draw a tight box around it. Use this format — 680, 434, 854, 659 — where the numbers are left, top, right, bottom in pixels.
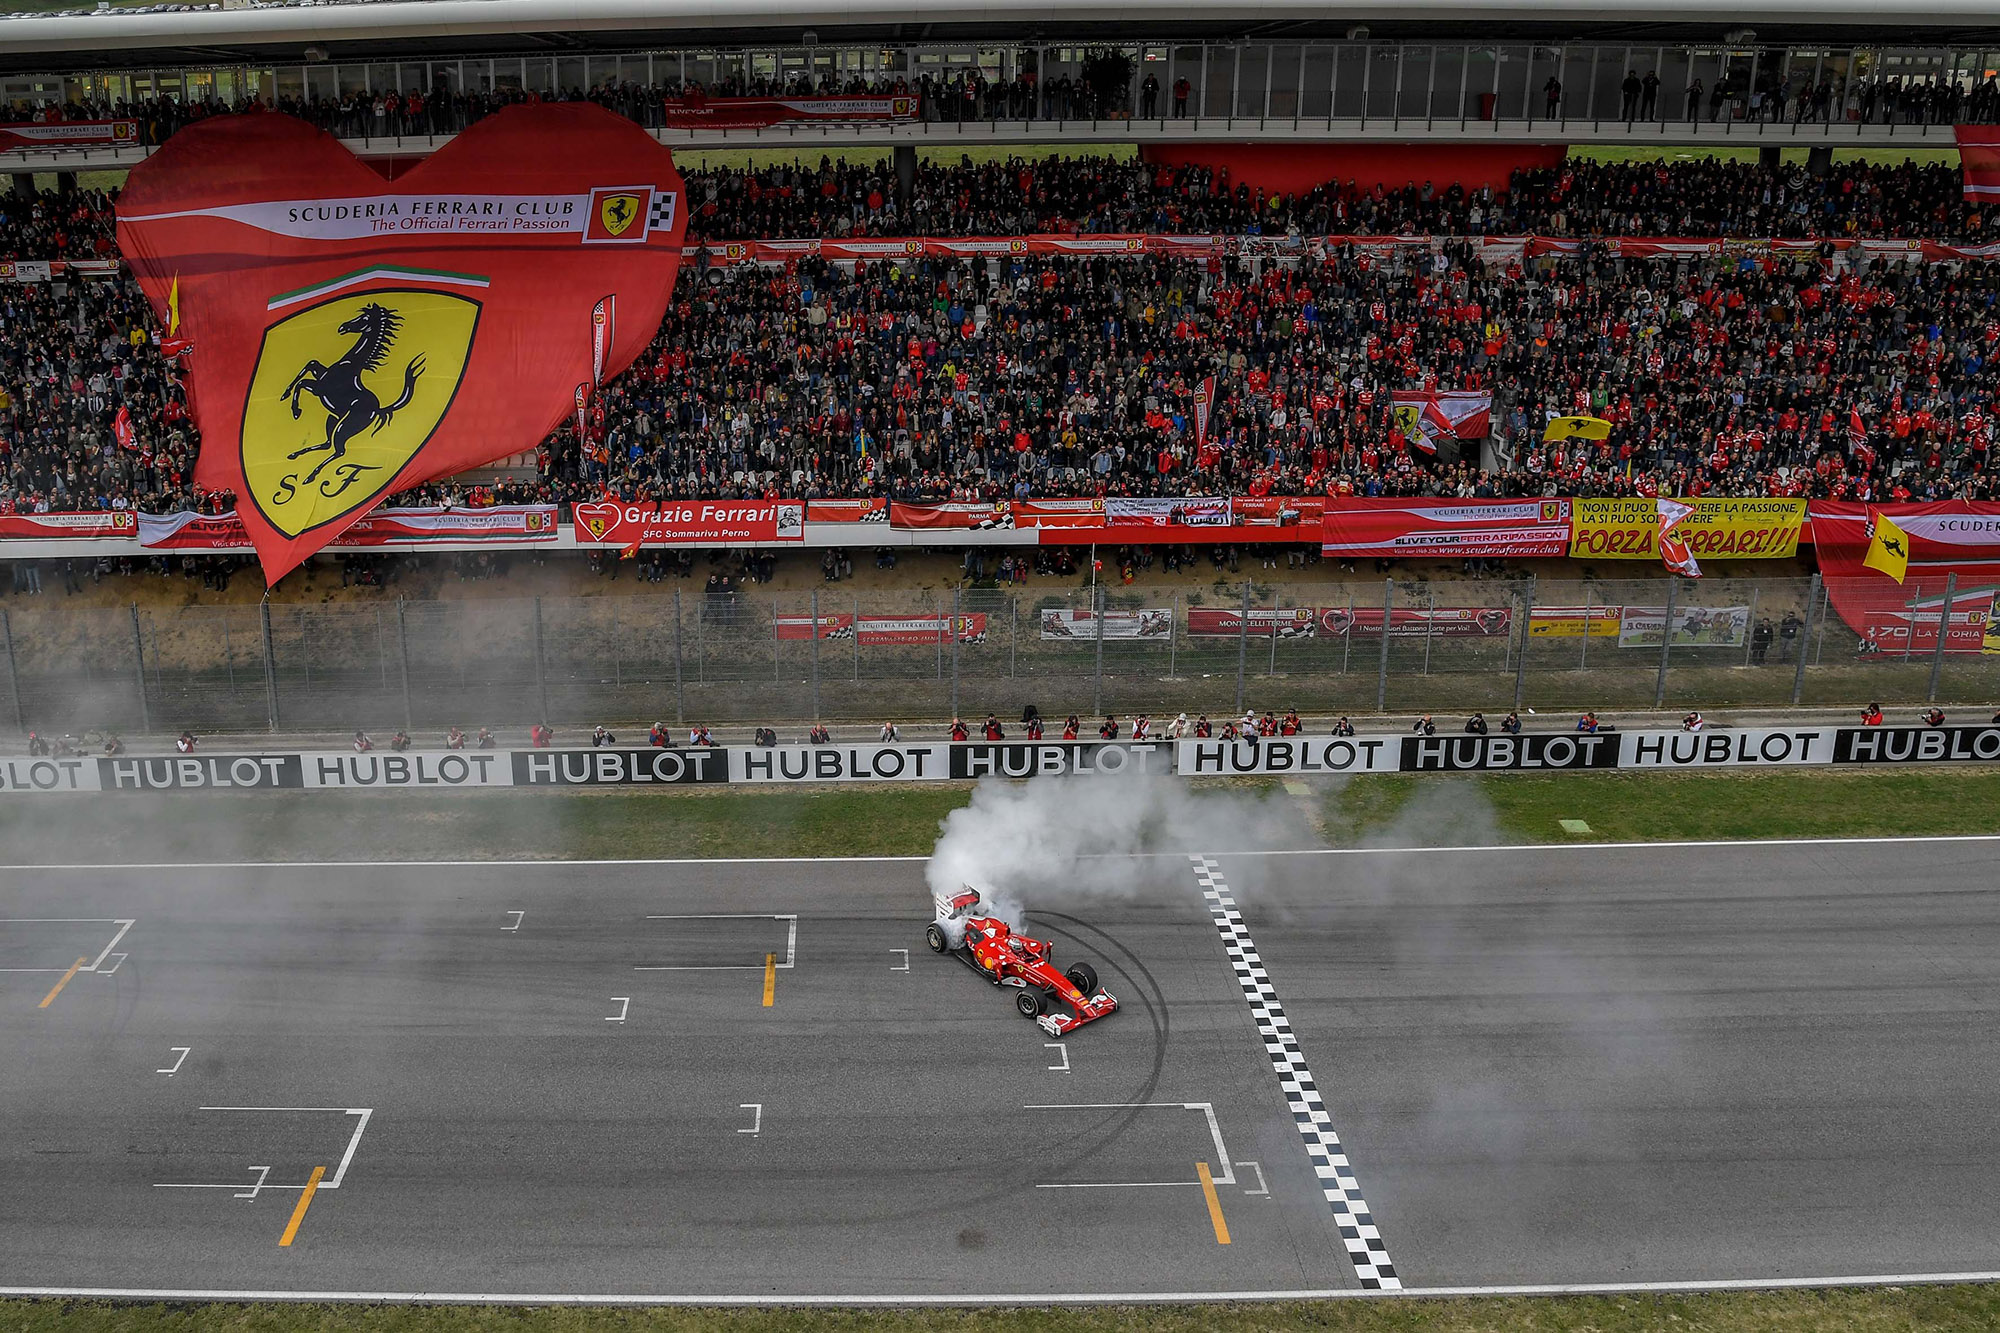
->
5, 836, 2000, 1304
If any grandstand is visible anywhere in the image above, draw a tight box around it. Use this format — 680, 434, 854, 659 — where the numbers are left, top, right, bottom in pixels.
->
0, 0, 1997, 724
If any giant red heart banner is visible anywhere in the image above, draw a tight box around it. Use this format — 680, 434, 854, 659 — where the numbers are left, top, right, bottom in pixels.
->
116, 103, 687, 582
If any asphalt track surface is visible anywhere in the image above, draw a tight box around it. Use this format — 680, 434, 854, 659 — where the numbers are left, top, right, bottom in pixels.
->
4, 838, 2000, 1302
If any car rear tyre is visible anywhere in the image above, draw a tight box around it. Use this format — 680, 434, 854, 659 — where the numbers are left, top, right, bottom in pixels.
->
1016, 988, 1045, 1018
925, 923, 948, 953
1065, 962, 1099, 995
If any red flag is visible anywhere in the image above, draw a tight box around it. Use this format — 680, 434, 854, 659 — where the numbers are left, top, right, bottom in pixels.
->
116, 104, 688, 584
619, 538, 641, 560
112, 404, 135, 452
1956, 125, 2000, 203
1656, 497, 1703, 578
1847, 407, 1866, 446
591, 294, 615, 387
1193, 375, 1216, 450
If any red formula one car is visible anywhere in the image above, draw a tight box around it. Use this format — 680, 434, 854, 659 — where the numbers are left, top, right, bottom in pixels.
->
926, 888, 1118, 1037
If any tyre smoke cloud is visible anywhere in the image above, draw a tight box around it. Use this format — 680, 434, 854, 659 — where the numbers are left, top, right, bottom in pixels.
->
923, 772, 1320, 925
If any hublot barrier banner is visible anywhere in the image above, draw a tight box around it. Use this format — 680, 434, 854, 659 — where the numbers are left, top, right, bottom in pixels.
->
6, 728, 1998, 794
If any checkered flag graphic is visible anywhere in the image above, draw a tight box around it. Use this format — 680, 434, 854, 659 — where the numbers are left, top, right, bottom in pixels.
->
1189, 854, 1401, 1291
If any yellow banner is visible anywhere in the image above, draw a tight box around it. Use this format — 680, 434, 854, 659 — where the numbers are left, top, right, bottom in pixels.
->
1568, 497, 1807, 560
1529, 606, 1622, 638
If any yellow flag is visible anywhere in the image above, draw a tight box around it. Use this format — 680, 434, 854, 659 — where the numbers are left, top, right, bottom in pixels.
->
1863, 510, 1910, 584
1544, 415, 1613, 443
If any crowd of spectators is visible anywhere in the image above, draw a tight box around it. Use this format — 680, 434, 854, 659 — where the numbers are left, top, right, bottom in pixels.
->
549, 241, 2000, 510
4, 148, 2000, 522
6, 139, 1997, 260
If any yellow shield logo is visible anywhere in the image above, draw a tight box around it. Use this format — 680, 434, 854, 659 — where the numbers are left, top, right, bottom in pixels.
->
243, 289, 479, 538
599, 193, 641, 237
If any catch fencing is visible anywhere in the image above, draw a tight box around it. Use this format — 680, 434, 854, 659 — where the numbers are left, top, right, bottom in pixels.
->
0, 574, 1995, 735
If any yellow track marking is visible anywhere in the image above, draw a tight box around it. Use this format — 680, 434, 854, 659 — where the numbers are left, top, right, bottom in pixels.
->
278, 1166, 326, 1247
763, 953, 776, 1007
1197, 1161, 1231, 1245
38, 957, 85, 1009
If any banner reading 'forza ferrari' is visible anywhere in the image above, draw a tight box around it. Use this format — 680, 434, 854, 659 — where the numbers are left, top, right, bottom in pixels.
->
116, 105, 687, 582
1568, 497, 1806, 560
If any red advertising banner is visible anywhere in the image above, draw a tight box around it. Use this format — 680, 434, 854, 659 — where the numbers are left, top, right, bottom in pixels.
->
0, 120, 139, 153
137, 505, 560, 550
1321, 498, 1573, 559
1809, 501, 2000, 656
1231, 496, 1325, 526
889, 502, 1010, 531
573, 499, 805, 546
805, 498, 888, 524
116, 103, 689, 583
659, 95, 918, 129
0, 510, 139, 539
1187, 606, 1512, 638
1808, 501, 2000, 562
776, 613, 987, 645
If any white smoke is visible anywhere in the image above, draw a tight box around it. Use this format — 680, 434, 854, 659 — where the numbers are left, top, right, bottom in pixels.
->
924, 771, 1320, 924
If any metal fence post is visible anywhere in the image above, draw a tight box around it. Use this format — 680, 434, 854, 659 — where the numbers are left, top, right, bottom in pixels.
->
1010, 591, 1019, 678
1376, 580, 1393, 713
1167, 591, 1179, 680
259, 593, 278, 731
395, 596, 413, 730
1093, 584, 1107, 717
1927, 571, 1956, 703
1513, 573, 1535, 713
533, 597, 548, 723
129, 603, 151, 733
852, 594, 861, 682
1792, 573, 1820, 705
950, 584, 962, 719
810, 588, 821, 720
0, 608, 22, 731
672, 588, 685, 724
1653, 576, 1677, 709
1578, 586, 1592, 671
1234, 581, 1250, 714
773, 594, 781, 685
1742, 583, 1760, 667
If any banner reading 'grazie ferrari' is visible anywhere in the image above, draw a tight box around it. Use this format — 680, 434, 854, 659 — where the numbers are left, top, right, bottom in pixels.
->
1569, 497, 1806, 560
116, 104, 688, 584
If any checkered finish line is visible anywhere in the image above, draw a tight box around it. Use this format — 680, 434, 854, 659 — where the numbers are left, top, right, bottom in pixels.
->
1189, 854, 1401, 1291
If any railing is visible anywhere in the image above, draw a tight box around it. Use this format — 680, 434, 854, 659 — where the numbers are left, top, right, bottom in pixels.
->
10, 38, 1995, 149
2, 575, 1993, 736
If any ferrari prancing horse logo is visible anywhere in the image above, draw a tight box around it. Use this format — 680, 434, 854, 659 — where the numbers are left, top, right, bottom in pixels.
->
243, 287, 480, 538
598, 193, 641, 237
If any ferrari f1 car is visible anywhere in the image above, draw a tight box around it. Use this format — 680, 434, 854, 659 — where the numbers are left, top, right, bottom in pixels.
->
927, 888, 1118, 1037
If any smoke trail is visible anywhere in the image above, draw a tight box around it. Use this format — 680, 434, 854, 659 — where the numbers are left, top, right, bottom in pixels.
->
924, 771, 1320, 925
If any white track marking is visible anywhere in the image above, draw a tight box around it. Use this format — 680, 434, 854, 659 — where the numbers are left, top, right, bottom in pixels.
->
1237, 1161, 1269, 1197
156, 1047, 190, 1077
738, 1104, 761, 1136
7, 832, 2000, 872
154, 1108, 371, 1192
606, 998, 629, 1024
501, 911, 524, 932
636, 914, 796, 970
96, 953, 127, 975
0, 918, 135, 972
19, 1272, 2000, 1302
1044, 1043, 1070, 1073
889, 948, 909, 972
1191, 854, 1399, 1291
231, 1167, 272, 1201
1025, 1102, 1232, 1187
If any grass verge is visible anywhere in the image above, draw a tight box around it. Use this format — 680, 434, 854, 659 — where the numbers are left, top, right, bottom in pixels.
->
8, 1286, 2000, 1331
1321, 766, 2000, 846
5, 765, 2000, 864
